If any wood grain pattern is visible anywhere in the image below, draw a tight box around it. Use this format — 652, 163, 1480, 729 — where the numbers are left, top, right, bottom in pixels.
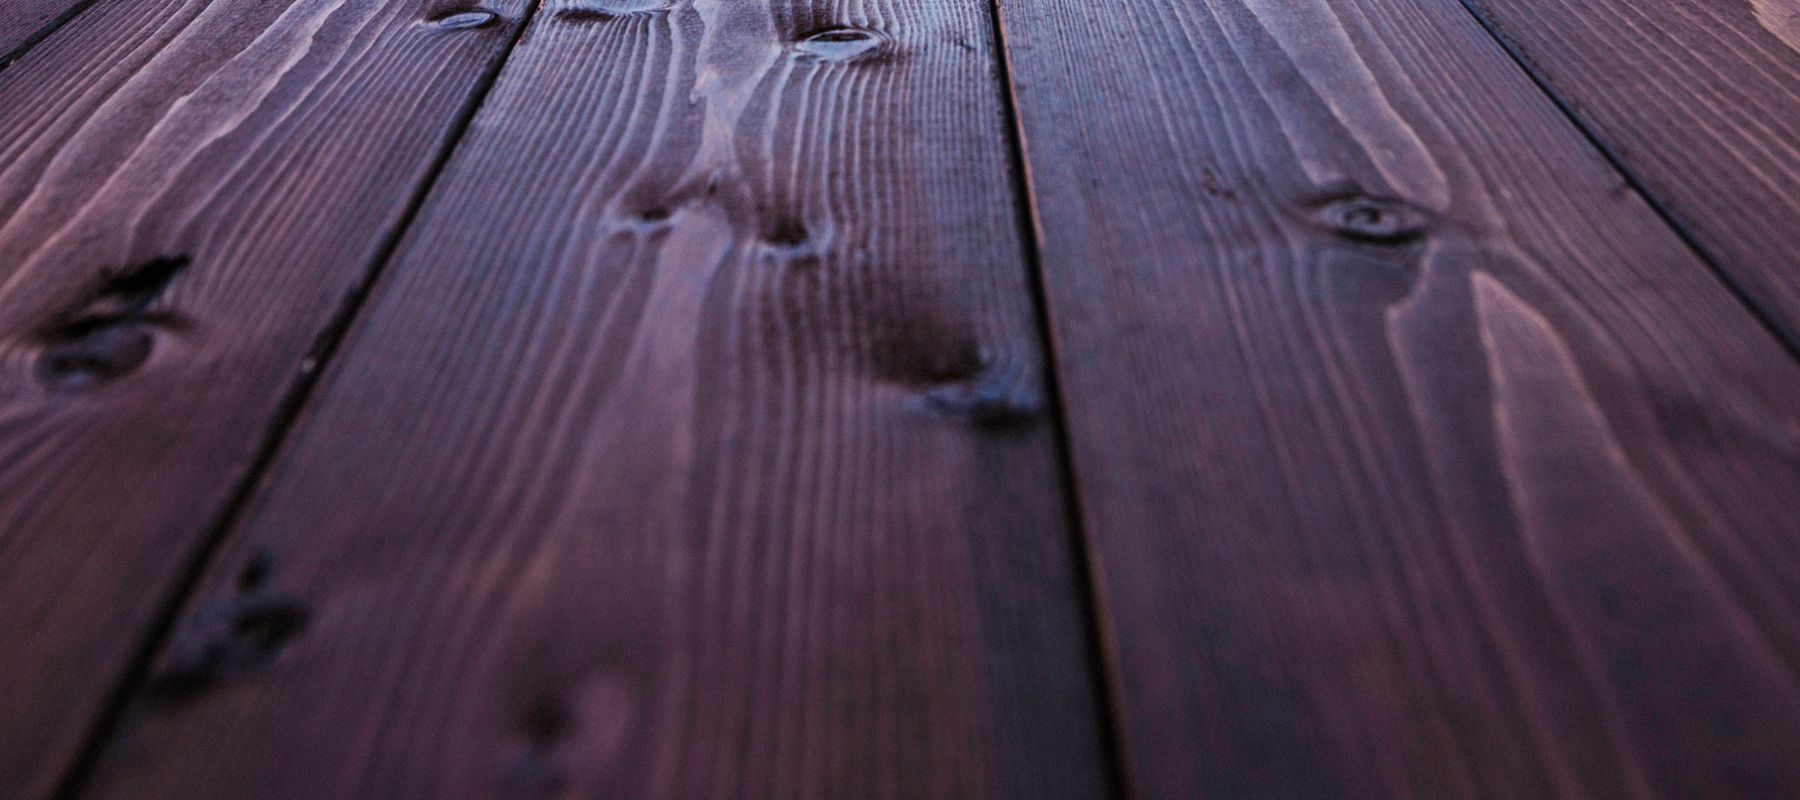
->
997, 0, 1800, 796
0, 0, 529, 794
1462, 0, 1800, 344
75, 1, 1110, 798
0, 0, 92, 61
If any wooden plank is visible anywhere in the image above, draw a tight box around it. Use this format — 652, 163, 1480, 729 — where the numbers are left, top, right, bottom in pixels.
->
73, 2, 1112, 798
1, 0, 91, 62
0, 0, 532, 794
996, 0, 1800, 796
1461, 0, 1800, 344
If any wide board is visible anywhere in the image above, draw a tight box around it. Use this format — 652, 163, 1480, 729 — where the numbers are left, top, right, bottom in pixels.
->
997, 0, 1800, 795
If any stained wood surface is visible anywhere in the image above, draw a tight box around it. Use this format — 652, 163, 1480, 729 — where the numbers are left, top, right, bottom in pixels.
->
0, 0, 90, 60
0, 0, 529, 794
73, 1, 1110, 798
7, 0, 1800, 797
1463, 0, 1800, 344
997, 0, 1800, 797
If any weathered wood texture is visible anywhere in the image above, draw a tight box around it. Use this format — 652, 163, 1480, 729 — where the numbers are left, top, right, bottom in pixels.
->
0, 0, 90, 60
0, 0, 530, 794
76, 1, 1110, 798
1463, 0, 1800, 344
999, 0, 1800, 796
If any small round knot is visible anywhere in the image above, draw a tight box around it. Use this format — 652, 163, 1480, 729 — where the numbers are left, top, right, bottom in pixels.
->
794, 27, 891, 64
1314, 195, 1429, 245
759, 220, 827, 269
432, 10, 499, 30
764, 221, 810, 251
614, 205, 674, 234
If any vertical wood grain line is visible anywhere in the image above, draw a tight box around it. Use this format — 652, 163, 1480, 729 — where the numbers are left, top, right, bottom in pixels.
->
46, 3, 550, 797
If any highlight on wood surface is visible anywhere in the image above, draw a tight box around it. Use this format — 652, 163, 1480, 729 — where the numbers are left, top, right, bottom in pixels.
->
1, 0, 1797, 797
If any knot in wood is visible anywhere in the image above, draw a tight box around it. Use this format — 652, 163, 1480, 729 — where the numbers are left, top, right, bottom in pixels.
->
37, 326, 154, 393
33, 255, 190, 393
432, 10, 499, 30
146, 592, 311, 704
794, 28, 892, 64
1314, 195, 1430, 245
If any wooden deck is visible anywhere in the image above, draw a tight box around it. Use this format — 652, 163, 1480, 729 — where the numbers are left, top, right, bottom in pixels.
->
3, 1, 1799, 797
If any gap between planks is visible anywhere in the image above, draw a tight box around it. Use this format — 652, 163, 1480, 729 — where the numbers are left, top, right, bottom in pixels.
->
981, 0, 1134, 796
0, 0, 101, 71
45, 2, 550, 798
1448, 0, 1800, 362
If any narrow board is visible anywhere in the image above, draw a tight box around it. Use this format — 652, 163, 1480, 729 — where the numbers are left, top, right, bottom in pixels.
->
74, 2, 1111, 798
997, 0, 1800, 796
1462, 0, 1800, 344
0, 0, 91, 60
0, 0, 532, 794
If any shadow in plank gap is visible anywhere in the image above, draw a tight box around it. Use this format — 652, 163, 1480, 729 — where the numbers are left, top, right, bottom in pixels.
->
1460, 0, 1800, 348
0, 0, 96, 65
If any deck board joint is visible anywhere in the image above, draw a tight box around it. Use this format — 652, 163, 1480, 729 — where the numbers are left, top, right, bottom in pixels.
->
983, 1, 1135, 797
44, 3, 551, 796
1449, 0, 1800, 361
0, 0, 104, 73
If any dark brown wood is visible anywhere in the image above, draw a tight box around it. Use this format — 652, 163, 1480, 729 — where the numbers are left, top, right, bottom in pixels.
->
74, 1, 1110, 798
997, 0, 1800, 796
0, 0, 90, 59
1462, 0, 1800, 344
0, 0, 531, 794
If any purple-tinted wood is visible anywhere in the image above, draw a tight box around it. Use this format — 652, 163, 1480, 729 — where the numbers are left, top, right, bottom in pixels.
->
1464, 0, 1800, 345
1, 0, 90, 59
73, 2, 1111, 798
0, 0, 531, 793
998, 0, 1800, 796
